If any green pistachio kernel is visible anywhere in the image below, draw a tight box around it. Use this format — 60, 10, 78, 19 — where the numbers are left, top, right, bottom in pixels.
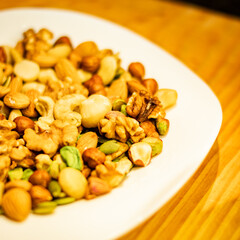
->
60, 146, 82, 170
98, 136, 109, 144
22, 169, 34, 181
112, 153, 126, 162
54, 197, 75, 205
112, 99, 126, 111
156, 117, 169, 136
33, 202, 56, 215
120, 104, 127, 116
141, 137, 163, 157
48, 180, 62, 198
99, 140, 120, 154
8, 167, 23, 181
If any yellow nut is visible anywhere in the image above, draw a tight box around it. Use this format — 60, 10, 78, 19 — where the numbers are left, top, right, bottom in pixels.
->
81, 56, 100, 73
59, 167, 87, 199
29, 185, 52, 206
128, 142, 152, 167
128, 62, 145, 79
2, 188, 32, 221
76, 131, 98, 154
4, 92, 30, 109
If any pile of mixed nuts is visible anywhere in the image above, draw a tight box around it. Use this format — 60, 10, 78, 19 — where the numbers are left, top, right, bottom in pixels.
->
0, 28, 177, 222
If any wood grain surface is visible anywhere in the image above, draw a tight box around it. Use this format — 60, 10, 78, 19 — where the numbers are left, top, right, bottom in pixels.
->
1, 0, 240, 239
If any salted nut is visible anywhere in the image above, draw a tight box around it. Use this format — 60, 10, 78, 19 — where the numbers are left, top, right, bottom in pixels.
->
28, 170, 51, 188
2, 188, 32, 222
82, 148, 106, 169
29, 185, 53, 206
14, 116, 35, 134
81, 56, 100, 73
142, 78, 159, 95
128, 142, 152, 167
54, 36, 73, 48
128, 62, 145, 79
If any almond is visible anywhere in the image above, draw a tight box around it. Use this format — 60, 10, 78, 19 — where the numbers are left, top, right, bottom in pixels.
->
2, 188, 32, 222
76, 132, 98, 154
107, 78, 128, 102
55, 58, 82, 83
128, 62, 145, 79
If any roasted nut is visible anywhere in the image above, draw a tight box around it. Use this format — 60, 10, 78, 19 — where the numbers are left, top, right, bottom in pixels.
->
14, 116, 35, 134
83, 74, 106, 95
81, 56, 100, 73
76, 131, 98, 154
107, 78, 128, 102
29, 170, 51, 188
0, 46, 7, 63
2, 188, 32, 221
128, 62, 145, 79
128, 142, 152, 167
58, 167, 87, 199
4, 92, 30, 109
22, 89, 40, 118
60, 146, 83, 171
8, 109, 22, 122
54, 36, 72, 48
48, 44, 71, 59
127, 80, 147, 94
99, 140, 120, 155
0, 182, 4, 205
80, 94, 112, 128
142, 78, 159, 95
141, 137, 163, 157
13, 59, 40, 82
156, 117, 169, 135
29, 185, 53, 206
88, 177, 111, 196
154, 89, 178, 109
97, 55, 118, 85
73, 41, 99, 58
82, 148, 106, 169
4, 180, 32, 192
140, 120, 159, 138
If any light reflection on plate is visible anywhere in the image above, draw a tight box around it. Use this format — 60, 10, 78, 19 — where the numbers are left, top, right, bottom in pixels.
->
0, 8, 222, 240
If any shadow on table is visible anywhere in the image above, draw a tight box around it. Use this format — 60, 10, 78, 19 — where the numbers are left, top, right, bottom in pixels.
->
119, 138, 220, 239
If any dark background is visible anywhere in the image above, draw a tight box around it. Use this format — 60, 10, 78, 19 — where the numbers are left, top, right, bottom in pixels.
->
175, 0, 240, 16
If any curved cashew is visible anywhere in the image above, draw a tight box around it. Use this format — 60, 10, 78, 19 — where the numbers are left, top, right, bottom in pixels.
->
35, 96, 55, 130
54, 94, 86, 127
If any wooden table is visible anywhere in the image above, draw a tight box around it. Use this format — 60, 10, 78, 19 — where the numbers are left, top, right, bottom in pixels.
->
1, 0, 240, 239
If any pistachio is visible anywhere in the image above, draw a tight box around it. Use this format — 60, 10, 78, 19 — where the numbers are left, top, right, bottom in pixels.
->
48, 159, 66, 179
112, 99, 126, 111
2, 188, 32, 221
22, 168, 34, 180
60, 146, 83, 171
120, 104, 127, 116
99, 140, 120, 155
141, 137, 163, 157
128, 142, 152, 167
58, 167, 87, 199
54, 197, 75, 205
8, 167, 23, 181
48, 180, 65, 198
33, 201, 57, 214
88, 177, 111, 196
156, 117, 169, 135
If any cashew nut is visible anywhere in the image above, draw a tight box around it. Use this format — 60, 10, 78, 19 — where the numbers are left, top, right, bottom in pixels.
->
38, 68, 59, 84
54, 94, 86, 127
35, 96, 55, 130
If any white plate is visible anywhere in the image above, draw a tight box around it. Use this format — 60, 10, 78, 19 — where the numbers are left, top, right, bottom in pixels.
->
0, 8, 222, 240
